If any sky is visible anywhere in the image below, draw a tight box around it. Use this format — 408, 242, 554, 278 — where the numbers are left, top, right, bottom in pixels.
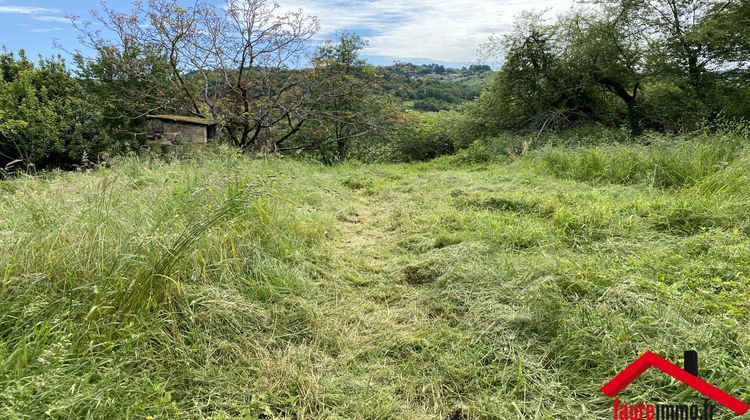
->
0, 0, 573, 67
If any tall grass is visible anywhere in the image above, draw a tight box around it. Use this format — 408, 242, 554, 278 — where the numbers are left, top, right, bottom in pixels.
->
537, 132, 745, 188
0, 149, 333, 417
2, 136, 750, 418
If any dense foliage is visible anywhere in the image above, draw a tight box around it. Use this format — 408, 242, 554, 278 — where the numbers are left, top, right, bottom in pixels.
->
472, 1, 750, 137
0, 0, 748, 170
0, 51, 108, 172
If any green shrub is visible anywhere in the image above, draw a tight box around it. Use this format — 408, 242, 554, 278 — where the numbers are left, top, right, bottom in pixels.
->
0, 50, 110, 172
640, 80, 708, 131
394, 111, 460, 161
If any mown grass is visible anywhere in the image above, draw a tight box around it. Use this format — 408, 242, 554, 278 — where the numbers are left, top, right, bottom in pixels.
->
1, 132, 750, 418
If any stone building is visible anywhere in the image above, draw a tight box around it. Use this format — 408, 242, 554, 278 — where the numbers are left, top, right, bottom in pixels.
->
146, 115, 217, 151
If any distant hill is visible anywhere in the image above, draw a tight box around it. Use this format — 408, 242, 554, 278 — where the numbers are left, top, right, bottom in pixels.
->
380, 62, 494, 112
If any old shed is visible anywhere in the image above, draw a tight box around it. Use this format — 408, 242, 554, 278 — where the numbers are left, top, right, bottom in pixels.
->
146, 115, 217, 147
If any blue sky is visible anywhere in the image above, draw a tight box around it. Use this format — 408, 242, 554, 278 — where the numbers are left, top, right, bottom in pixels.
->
0, 0, 572, 67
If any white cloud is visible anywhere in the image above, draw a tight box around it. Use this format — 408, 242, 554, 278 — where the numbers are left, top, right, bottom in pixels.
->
0, 3, 71, 36
31, 26, 65, 33
281, 0, 574, 63
0, 6, 60, 14
33, 15, 71, 23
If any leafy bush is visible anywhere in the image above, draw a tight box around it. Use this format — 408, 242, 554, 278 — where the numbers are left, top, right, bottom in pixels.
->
639, 81, 708, 131
438, 135, 525, 164
0, 51, 109, 172
394, 112, 459, 161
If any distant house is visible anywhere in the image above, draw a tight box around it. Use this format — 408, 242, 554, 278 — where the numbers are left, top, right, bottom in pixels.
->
146, 115, 217, 149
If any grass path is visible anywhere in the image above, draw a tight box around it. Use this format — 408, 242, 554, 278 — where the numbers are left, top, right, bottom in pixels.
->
317, 172, 459, 418
302, 160, 750, 418
310, 167, 568, 418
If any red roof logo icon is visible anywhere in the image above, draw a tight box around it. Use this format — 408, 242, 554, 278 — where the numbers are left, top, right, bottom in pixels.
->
601, 351, 749, 415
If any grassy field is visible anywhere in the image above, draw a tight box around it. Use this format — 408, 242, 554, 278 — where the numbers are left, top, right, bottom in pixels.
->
2, 133, 750, 418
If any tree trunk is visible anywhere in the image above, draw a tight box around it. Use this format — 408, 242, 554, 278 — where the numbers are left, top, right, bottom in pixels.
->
598, 77, 641, 136
336, 138, 347, 161
248, 115, 274, 154
625, 98, 641, 137
687, 52, 706, 101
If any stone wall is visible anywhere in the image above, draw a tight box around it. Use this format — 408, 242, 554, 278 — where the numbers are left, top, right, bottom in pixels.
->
162, 122, 207, 144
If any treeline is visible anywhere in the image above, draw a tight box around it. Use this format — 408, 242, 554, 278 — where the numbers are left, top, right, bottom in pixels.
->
469, 0, 750, 137
1, 0, 749, 172
386, 63, 492, 77
381, 67, 489, 112
1, 0, 412, 170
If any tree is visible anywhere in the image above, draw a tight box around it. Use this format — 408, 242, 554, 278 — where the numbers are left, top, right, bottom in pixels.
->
475, 1, 749, 137
564, 4, 648, 135
591, 0, 750, 126
0, 50, 107, 171
285, 33, 398, 162
475, 12, 604, 134
74, 0, 319, 152
73, 42, 186, 146
629, 0, 749, 97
